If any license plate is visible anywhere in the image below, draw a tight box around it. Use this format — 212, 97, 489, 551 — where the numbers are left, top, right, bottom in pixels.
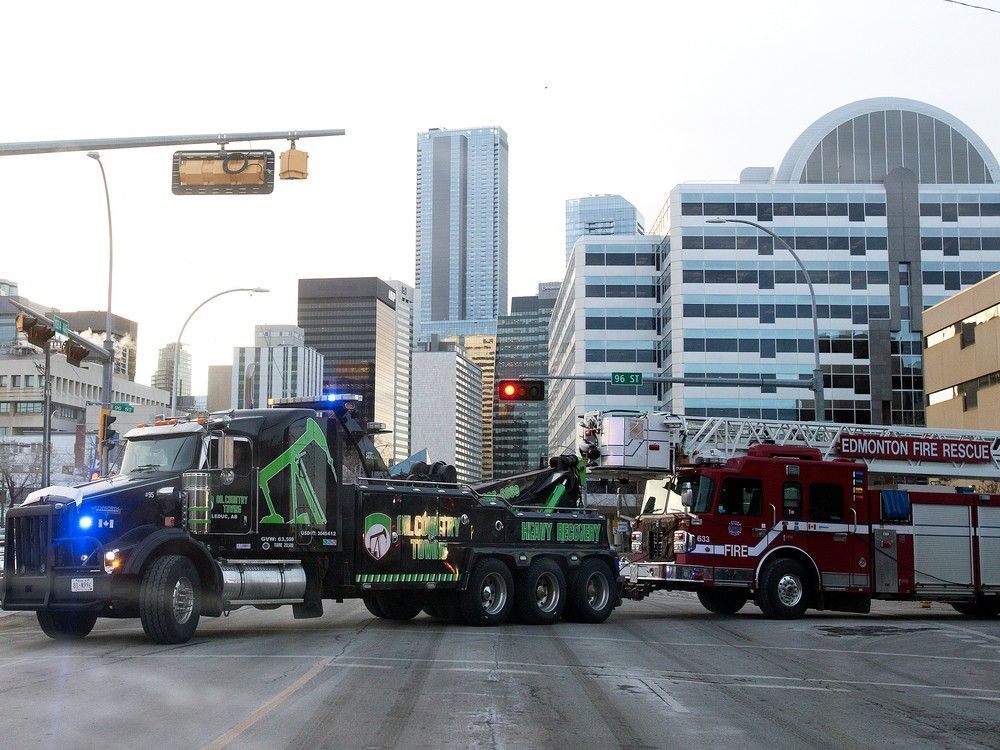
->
71, 578, 94, 593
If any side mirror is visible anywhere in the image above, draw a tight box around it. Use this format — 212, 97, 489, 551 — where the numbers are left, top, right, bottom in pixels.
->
221, 436, 236, 470
681, 488, 693, 509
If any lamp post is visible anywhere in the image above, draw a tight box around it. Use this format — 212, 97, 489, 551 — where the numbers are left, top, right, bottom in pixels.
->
171, 288, 270, 416
86, 152, 116, 473
706, 217, 826, 421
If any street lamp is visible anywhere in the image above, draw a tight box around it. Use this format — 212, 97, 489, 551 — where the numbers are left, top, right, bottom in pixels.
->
706, 217, 826, 421
171, 287, 270, 416
86, 152, 116, 473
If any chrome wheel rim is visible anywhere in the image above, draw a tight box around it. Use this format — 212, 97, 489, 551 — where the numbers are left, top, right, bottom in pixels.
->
776, 573, 803, 608
585, 571, 610, 611
172, 576, 195, 624
481, 572, 507, 615
535, 572, 560, 613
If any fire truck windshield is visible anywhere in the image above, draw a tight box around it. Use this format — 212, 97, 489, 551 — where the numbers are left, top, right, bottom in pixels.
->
678, 474, 714, 514
119, 435, 201, 474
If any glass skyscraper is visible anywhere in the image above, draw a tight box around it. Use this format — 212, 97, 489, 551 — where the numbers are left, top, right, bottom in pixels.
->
565, 195, 645, 263
654, 97, 1000, 426
493, 282, 560, 476
415, 126, 508, 341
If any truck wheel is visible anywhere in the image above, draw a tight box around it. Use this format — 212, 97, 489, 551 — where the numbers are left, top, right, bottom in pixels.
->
515, 558, 566, 625
362, 594, 386, 618
697, 588, 749, 615
139, 555, 202, 644
756, 559, 810, 619
373, 591, 423, 620
37, 610, 98, 640
565, 559, 616, 623
459, 558, 514, 626
951, 600, 1000, 618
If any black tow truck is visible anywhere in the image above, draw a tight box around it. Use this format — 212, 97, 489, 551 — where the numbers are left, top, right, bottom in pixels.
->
2, 395, 619, 643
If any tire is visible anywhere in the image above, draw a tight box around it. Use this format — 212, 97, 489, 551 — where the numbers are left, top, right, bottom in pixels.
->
37, 610, 98, 640
697, 588, 749, 615
756, 559, 810, 619
373, 591, 423, 620
565, 559, 616, 624
139, 555, 202, 644
362, 594, 386, 618
515, 558, 566, 625
951, 600, 1000, 618
459, 558, 514, 626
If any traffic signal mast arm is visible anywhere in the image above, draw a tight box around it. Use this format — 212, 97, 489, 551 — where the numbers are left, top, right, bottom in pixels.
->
10, 300, 112, 362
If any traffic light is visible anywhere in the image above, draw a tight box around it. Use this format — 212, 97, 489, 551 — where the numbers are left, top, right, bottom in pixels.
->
64, 340, 90, 367
172, 150, 275, 195
15, 312, 55, 348
99, 411, 118, 447
496, 379, 545, 401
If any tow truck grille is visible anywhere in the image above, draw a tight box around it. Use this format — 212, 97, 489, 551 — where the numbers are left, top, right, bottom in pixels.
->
6, 509, 51, 575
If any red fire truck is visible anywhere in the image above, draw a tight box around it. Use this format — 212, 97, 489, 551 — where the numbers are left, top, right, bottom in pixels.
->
579, 412, 1000, 619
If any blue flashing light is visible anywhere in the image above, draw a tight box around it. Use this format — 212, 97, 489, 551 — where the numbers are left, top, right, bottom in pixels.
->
79, 516, 94, 530
323, 392, 342, 402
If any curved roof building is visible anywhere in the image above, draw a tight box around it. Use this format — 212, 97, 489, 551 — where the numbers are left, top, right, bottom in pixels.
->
648, 98, 1000, 426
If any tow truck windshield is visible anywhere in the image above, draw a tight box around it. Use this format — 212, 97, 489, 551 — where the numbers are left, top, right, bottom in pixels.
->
119, 435, 200, 474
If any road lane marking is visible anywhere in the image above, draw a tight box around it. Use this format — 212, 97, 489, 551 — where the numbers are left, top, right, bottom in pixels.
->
932, 694, 1000, 702
740, 684, 849, 693
641, 679, 689, 712
202, 658, 332, 750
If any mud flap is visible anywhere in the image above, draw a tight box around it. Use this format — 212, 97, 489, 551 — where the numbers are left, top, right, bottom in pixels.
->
293, 558, 326, 619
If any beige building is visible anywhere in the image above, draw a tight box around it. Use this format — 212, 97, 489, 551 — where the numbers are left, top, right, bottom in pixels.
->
923, 272, 1000, 429
448, 335, 496, 480
207, 365, 232, 412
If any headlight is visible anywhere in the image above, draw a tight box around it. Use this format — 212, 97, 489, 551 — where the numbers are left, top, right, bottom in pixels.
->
104, 549, 121, 574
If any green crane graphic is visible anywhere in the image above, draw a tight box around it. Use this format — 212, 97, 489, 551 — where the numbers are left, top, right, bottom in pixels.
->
258, 418, 338, 525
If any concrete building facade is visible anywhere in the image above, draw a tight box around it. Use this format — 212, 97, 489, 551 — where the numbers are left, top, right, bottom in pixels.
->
411, 338, 483, 483
232, 325, 323, 410
565, 195, 645, 263
923, 272, 1000, 429
152, 342, 191, 401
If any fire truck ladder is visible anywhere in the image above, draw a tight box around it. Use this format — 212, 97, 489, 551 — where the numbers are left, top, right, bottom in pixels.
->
680, 417, 1000, 480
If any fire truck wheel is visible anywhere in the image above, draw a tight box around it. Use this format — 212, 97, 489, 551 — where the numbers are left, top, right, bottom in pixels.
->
373, 592, 424, 620
139, 555, 202, 644
362, 594, 386, 618
565, 559, 616, 623
36, 610, 98, 640
515, 558, 567, 625
460, 558, 514, 626
757, 559, 810, 619
697, 588, 749, 616
951, 600, 1000, 618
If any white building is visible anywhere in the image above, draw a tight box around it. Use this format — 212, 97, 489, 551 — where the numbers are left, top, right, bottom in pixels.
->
388, 281, 414, 464
411, 338, 483, 483
548, 234, 664, 455
232, 325, 323, 409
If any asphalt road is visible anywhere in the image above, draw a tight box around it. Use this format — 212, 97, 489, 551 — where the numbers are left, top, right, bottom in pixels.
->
1, 594, 998, 749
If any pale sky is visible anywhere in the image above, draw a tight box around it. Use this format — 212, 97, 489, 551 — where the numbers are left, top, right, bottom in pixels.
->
2, 0, 998, 393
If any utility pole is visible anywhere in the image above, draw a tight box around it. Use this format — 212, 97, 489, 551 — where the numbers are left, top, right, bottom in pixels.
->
42, 343, 52, 487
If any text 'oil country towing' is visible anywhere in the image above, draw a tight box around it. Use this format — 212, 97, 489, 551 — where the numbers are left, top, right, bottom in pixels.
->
837, 436, 992, 463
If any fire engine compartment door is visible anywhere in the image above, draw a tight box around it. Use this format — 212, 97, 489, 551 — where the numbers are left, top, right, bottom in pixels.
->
912, 504, 973, 592
978, 506, 1000, 588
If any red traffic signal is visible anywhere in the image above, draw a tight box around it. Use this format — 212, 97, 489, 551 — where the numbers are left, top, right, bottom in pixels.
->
497, 379, 545, 401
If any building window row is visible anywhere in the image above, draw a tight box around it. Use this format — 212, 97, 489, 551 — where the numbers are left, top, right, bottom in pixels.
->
920, 201, 1000, 219
681, 267, 892, 289
584, 252, 658, 267
585, 284, 657, 299
925, 300, 1000, 348
585, 348, 658, 364
927, 370, 1000, 411
921, 235, 1000, 254
683, 336, 874, 359
585, 382, 658, 396
681, 302, 890, 324
585, 316, 657, 331
682, 233, 888, 253
682, 200, 886, 221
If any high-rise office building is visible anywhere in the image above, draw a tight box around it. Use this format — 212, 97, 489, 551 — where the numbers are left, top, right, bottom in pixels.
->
152, 342, 191, 400
297, 277, 411, 465
411, 337, 483, 484
654, 97, 1000, 426
452, 334, 496, 480
548, 236, 663, 454
232, 325, 323, 409
415, 126, 508, 340
62, 311, 139, 381
565, 195, 645, 263
388, 281, 414, 463
493, 282, 560, 477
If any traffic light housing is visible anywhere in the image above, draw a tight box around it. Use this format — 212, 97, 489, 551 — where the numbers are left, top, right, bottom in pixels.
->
497, 379, 545, 401
99, 411, 118, 447
172, 150, 275, 195
64, 340, 90, 367
15, 312, 55, 349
